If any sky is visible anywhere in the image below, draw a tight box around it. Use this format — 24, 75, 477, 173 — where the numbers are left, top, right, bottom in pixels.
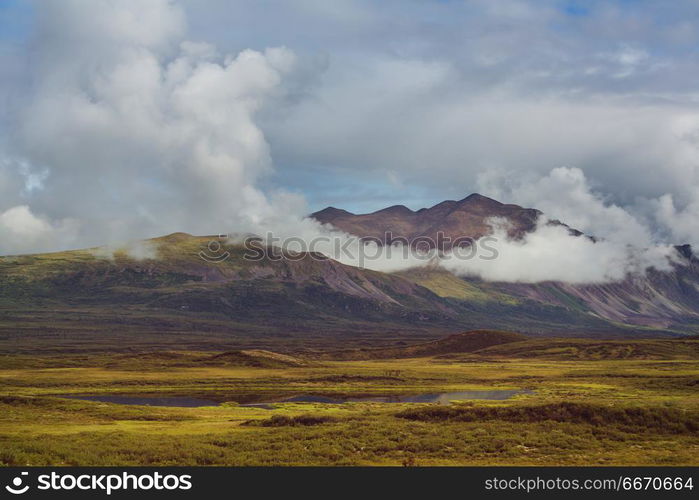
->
0, 0, 698, 282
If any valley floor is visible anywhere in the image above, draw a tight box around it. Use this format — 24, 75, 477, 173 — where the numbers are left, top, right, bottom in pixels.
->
0, 350, 697, 466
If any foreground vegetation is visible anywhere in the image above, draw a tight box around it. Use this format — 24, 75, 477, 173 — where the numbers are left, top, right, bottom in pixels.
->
0, 342, 697, 466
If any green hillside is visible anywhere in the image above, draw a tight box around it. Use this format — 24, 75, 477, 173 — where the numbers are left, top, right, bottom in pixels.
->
0, 234, 681, 353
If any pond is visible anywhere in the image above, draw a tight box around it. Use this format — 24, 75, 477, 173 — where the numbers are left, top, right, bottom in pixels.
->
58, 389, 532, 408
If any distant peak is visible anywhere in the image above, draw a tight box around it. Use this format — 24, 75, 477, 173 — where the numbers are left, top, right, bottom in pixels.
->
371, 205, 414, 216
459, 193, 502, 205
427, 200, 457, 210
311, 206, 355, 222
315, 206, 353, 215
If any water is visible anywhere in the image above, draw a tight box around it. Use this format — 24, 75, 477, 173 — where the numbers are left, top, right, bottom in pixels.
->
58, 389, 531, 408
347, 390, 531, 404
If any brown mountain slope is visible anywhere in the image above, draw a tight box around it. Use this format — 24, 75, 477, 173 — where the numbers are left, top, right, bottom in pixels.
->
312, 193, 581, 249
1, 229, 695, 355
0, 233, 473, 352
314, 194, 699, 332
397, 252, 699, 331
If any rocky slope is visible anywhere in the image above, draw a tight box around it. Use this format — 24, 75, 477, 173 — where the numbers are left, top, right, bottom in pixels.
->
315, 195, 699, 332
2, 192, 699, 352
0, 232, 678, 353
312, 193, 579, 249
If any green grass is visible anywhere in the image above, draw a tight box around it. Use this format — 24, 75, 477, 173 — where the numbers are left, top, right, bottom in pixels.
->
478, 338, 699, 360
0, 351, 697, 466
396, 402, 698, 434
396, 268, 520, 304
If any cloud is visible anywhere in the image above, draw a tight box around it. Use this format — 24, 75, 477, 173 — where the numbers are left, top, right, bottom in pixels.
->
0, 0, 696, 284
220, 0, 699, 216
264, 79, 699, 213
0, 205, 79, 255
650, 192, 699, 247
1, 0, 298, 255
439, 218, 676, 284
476, 165, 699, 250
476, 166, 656, 246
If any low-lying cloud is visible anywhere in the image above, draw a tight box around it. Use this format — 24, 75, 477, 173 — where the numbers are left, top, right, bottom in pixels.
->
439, 218, 677, 284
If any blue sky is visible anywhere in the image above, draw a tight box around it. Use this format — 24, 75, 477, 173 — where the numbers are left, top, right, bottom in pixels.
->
0, 1, 32, 42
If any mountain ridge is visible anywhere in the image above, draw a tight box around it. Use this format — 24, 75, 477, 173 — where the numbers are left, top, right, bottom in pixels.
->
311, 193, 699, 332
311, 193, 577, 248
2, 194, 699, 353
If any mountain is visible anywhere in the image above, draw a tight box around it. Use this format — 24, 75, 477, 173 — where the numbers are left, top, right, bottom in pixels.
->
0, 232, 680, 354
313, 194, 699, 332
2, 194, 699, 353
0, 233, 461, 352
312, 193, 580, 249
400, 263, 699, 331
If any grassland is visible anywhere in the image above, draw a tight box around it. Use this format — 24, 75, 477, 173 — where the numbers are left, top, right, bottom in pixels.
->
0, 339, 697, 466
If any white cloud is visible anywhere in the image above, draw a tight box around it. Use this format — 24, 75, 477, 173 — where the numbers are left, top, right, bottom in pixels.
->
2, 0, 298, 255
440, 219, 675, 284
0, 205, 79, 255
650, 192, 699, 247
476, 166, 656, 246
476, 165, 699, 250
1, 0, 697, 284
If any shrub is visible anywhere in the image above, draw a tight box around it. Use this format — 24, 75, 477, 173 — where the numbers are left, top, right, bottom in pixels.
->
395, 402, 698, 434
244, 414, 338, 427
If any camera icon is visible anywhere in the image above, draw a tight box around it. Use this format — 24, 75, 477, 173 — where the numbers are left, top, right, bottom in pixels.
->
5, 472, 29, 495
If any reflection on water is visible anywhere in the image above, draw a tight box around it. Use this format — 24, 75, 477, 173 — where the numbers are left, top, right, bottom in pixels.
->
59, 389, 531, 408
347, 390, 532, 405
